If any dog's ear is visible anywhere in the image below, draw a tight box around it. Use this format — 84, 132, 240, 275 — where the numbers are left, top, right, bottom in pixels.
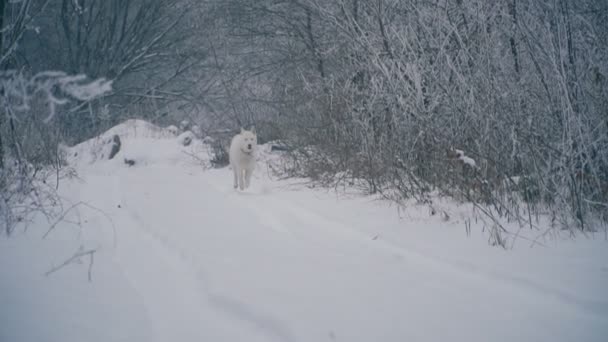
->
240, 127, 245, 134
250, 126, 256, 134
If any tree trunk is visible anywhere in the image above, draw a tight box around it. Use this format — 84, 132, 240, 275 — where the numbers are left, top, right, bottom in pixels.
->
0, 117, 4, 170
0, 0, 7, 169
508, 0, 520, 75
305, 8, 325, 79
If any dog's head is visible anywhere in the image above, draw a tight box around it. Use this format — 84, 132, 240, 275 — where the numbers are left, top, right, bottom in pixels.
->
239, 127, 257, 154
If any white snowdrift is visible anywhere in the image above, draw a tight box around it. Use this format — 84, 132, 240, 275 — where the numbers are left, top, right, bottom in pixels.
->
67, 119, 209, 166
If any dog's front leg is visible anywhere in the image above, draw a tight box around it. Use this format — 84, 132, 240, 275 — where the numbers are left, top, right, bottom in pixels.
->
244, 168, 253, 189
239, 169, 245, 190
233, 166, 239, 189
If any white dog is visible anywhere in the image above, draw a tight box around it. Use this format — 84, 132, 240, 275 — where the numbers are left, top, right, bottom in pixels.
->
229, 127, 257, 190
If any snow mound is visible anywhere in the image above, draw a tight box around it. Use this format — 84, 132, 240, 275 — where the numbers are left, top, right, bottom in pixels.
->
65, 120, 291, 170
101, 119, 175, 139
67, 119, 209, 167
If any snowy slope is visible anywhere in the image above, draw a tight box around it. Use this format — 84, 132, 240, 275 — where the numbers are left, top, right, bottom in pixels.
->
1, 120, 607, 342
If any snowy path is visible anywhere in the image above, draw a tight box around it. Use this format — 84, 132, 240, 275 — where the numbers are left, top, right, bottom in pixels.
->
1, 124, 607, 342
52, 162, 607, 342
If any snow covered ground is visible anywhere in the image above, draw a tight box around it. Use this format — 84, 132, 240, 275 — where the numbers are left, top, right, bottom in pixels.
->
1, 120, 607, 342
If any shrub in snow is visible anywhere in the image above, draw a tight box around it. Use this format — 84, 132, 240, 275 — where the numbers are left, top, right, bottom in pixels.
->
178, 131, 195, 146
191, 125, 202, 138
1, 70, 112, 236
166, 125, 179, 135
445, 148, 491, 201
92, 135, 122, 161
447, 149, 477, 170
179, 120, 190, 131
108, 135, 122, 160
270, 144, 290, 152
210, 140, 229, 168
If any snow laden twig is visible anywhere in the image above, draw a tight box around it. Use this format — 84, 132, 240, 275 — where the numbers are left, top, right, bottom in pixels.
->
42, 201, 117, 249
44, 245, 96, 282
41, 200, 117, 281
0, 70, 112, 123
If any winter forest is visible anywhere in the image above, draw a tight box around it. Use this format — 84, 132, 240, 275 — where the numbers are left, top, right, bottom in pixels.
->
2, 0, 607, 235
1, 1, 608, 341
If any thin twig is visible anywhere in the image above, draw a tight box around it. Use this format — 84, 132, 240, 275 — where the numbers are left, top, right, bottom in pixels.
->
44, 246, 97, 282
42, 201, 117, 248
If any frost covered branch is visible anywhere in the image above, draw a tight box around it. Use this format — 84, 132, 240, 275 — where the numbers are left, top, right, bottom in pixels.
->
0, 70, 112, 123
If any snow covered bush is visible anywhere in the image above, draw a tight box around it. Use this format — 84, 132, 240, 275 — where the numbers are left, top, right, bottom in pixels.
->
0, 70, 112, 236
167, 125, 179, 135
210, 0, 608, 237
209, 139, 230, 168
177, 131, 195, 146
0, 70, 112, 123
